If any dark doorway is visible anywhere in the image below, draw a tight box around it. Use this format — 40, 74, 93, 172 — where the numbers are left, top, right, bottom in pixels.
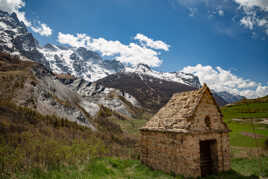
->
200, 140, 218, 177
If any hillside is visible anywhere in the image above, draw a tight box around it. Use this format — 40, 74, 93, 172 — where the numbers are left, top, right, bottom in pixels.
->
0, 100, 141, 178
96, 72, 196, 112
0, 52, 99, 128
235, 95, 268, 105
96, 72, 227, 112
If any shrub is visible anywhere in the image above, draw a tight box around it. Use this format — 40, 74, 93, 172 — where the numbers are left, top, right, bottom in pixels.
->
0, 101, 108, 178
265, 138, 268, 149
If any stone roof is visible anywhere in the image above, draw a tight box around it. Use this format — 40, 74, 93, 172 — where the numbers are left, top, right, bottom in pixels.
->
140, 84, 221, 133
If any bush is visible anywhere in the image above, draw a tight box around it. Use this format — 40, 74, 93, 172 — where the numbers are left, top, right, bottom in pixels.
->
0, 101, 108, 178
265, 138, 268, 149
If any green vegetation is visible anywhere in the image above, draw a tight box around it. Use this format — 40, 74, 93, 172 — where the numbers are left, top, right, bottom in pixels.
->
1, 95, 268, 178
14, 157, 263, 179
221, 99, 268, 147
0, 101, 137, 179
222, 103, 268, 119
0, 100, 107, 178
113, 117, 147, 135
232, 157, 268, 177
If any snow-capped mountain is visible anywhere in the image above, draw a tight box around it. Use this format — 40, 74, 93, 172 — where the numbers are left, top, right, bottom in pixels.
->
0, 10, 238, 104
214, 91, 245, 104
0, 10, 202, 87
124, 64, 201, 88
0, 10, 124, 82
38, 45, 124, 81
0, 10, 49, 66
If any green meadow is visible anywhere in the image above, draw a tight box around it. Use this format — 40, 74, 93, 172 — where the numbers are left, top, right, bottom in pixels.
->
16, 157, 268, 179
221, 100, 268, 148
1, 97, 268, 178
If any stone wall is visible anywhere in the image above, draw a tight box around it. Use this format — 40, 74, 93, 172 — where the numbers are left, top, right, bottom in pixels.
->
190, 89, 227, 131
139, 130, 230, 177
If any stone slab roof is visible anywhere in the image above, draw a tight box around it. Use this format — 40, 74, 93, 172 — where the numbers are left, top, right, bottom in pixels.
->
140, 84, 222, 132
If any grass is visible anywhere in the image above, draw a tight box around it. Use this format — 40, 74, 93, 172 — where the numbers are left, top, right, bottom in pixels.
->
222, 103, 268, 119
112, 117, 147, 136
231, 157, 268, 177
0, 101, 137, 178
221, 101, 268, 147
226, 122, 268, 147
15, 157, 266, 179
16, 158, 176, 179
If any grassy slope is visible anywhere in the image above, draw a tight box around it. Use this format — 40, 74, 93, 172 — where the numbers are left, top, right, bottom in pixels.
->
0, 101, 140, 178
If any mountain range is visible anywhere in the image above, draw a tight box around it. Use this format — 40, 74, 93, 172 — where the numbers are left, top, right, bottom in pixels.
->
0, 10, 244, 109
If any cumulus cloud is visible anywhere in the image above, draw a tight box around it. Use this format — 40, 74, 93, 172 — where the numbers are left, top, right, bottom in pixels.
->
0, 0, 52, 36
58, 32, 169, 67
134, 33, 170, 51
181, 64, 268, 98
31, 23, 52, 36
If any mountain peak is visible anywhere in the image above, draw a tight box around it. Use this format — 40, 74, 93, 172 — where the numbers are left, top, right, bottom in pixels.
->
134, 63, 152, 73
76, 47, 102, 61
44, 43, 58, 51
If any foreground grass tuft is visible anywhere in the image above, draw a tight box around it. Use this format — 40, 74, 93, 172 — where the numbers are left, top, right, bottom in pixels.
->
15, 157, 267, 179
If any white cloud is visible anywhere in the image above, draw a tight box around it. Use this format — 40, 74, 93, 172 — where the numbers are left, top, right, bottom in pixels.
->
181, 64, 268, 98
58, 33, 87, 47
0, 0, 24, 13
256, 85, 268, 97
0, 0, 52, 36
218, 9, 224, 16
58, 32, 169, 67
31, 23, 52, 36
240, 16, 255, 29
0, 0, 30, 25
134, 33, 170, 51
234, 0, 268, 36
234, 0, 268, 11
257, 18, 268, 26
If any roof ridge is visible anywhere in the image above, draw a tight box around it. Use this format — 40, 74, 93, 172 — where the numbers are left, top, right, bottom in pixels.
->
187, 84, 209, 118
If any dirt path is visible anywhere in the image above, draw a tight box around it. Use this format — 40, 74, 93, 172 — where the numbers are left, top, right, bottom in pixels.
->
232, 118, 268, 125
240, 132, 265, 139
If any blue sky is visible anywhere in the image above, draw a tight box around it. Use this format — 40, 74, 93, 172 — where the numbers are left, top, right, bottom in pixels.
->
1, 0, 268, 98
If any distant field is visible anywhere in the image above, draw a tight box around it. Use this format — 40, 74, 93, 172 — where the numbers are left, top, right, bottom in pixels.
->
221, 100, 268, 148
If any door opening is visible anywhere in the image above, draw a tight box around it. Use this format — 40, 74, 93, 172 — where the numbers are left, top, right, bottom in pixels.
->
200, 140, 218, 177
